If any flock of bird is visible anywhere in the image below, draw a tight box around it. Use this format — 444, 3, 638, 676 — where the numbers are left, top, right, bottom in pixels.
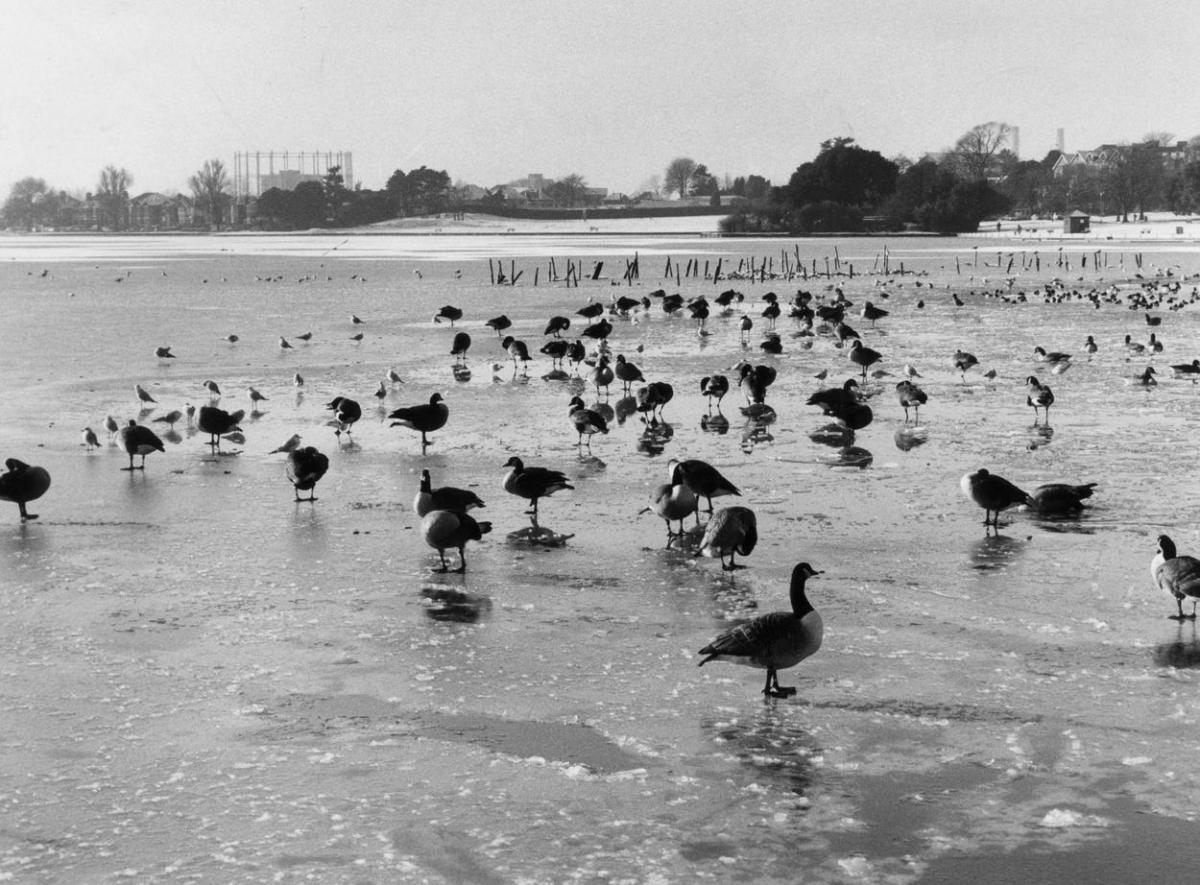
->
5, 257, 1200, 699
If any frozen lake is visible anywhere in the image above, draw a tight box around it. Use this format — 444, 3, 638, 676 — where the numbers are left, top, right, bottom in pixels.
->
3, 230, 1200, 883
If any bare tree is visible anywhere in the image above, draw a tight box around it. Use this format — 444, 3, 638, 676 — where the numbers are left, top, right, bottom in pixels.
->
1141, 131, 1176, 147
664, 157, 697, 197
188, 159, 230, 230
97, 165, 132, 230
953, 122, 1012, 181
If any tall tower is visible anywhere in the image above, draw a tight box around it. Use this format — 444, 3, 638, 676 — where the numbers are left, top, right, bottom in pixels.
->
1056, 128, 1065, 153
1011, 126, 1020, 159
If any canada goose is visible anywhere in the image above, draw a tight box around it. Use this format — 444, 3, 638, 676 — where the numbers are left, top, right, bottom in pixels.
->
641, 480, 697, 542
700, 375, 729, 410
1033, 346, 1071, 364
895, 380, 928, 423
636, 382, 674, 422
485, 315, 512, 337
0, 458, 51, 520
540, 339, 569, 367
590, 355, 614, 395
1025, 375, 1054, 423
414, 469, 485, 517
422, 510, 492, 573
568, 396, 608, 449
325, 396, 362, 439
582, 318, 613, 340
698, 562, 823, 697
861, 301, 888, 325
286, 446, 329, 502
738, 362, 777, 405
613, 354, 645, 394
953, 350, 978, 380
1124, 334, 1146, 355
118, 420, 165, 471
434, 304, 463, 326
502, 456, 572, 526
759, 335, 783, 355
450, 332, 471, 364
576, 301, 604, 320
669, 458, 740, 514
848, 340, 882, 380
544, 315, 571, 337
197, 405, 244, 451
500, 336, 531, 370
154, 346, 175, 359
1153, 534, 1200, 620
566, 340, 586, 372
1131, 366, 1158, 387
1028, 482, 1097, 515
389, 393, 449, 450
807, 378, 859, 414
1083, 335, 1097, 354
960, 468, 1032, 527
698, 505, 758, 570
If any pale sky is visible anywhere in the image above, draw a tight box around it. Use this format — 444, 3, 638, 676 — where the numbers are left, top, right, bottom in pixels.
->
3, 0, 1197, 197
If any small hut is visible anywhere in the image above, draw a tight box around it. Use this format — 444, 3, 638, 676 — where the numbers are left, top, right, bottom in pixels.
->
1064, 210, 1090, 234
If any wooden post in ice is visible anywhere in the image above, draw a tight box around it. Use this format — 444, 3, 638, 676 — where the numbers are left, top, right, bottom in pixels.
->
488, 258, 495, 285
713, 258, 723, 284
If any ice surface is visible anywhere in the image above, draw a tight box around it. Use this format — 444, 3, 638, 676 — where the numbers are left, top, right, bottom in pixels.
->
2, 232, 1200, 882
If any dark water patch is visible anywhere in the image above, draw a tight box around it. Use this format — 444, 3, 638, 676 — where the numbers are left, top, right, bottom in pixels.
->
811, 697, 1040, 726
275, 853, 352, 870
421, 586, 492, 622
413, 711, 644, 773
391, 823, 509, 885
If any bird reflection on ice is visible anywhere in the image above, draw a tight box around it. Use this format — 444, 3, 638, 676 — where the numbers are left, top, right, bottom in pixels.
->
1153, 622, 1200, 669
967, 532, 1028, 568
700, 710, 821, 794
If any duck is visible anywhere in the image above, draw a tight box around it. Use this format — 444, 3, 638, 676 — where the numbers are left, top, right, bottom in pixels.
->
848, 340, 882, 380
485, 315, 512, 337
700, 375, 729, 410
389, 393, 449, 450
286, 446, 329, 502
669, 458, 740, 514
641, 480, 698, 542
1152, 534, 1200, 620
1025, 375, 1054, 423
118, 420, 165, 471
543, 315, 571, 337
450, 331, 472, 364
698, 505, 758, 570
434, 304, 463, 326
1028, 482, 1097, 515
895, 379, 928, 423
0, 458, 51, 520
422, 510, 492, 573
414, 469, 485, 517
325, 396, 362, 439
698, 562, 823, 698
960, 468, 1033, 527
568, 396, 609, 449
197, 405, 244, 451
502, 456, 573, 526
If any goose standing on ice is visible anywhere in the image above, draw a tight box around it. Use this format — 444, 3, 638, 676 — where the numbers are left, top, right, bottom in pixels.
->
641, 478, 697, 543
197, 406, 244, 452
698, 505, 758, 570
422, 510, 492, 573
568, 396, 608, 450
961, 468, 1032, 527
502, 456, 572, 527
414, 469, 485, 518
118, 420, 165, 471
1152, 534, 1200, 620
286, 446, 329, 502
388, 393, 449, 451
669, 458, 740, 514
326, 396, 363, 440
0, 458, 51, 520
698, 562, 824, 698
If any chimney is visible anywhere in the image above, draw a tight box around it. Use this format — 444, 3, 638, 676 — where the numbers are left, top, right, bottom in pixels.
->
1011, 126, 1020, 159
1056, 128, 1065, 153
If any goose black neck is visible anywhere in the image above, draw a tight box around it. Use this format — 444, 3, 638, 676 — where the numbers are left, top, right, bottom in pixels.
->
789, 572, 814, 618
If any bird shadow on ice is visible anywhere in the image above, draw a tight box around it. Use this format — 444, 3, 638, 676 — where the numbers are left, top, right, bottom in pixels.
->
1153, 622, 1200, 669
421, 581, 493, 623
506, 525, 574, 547
894, 426, 927, 451
699, 412, 730, 435
966, 532, 1029, 570
698, 709, 821, 795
